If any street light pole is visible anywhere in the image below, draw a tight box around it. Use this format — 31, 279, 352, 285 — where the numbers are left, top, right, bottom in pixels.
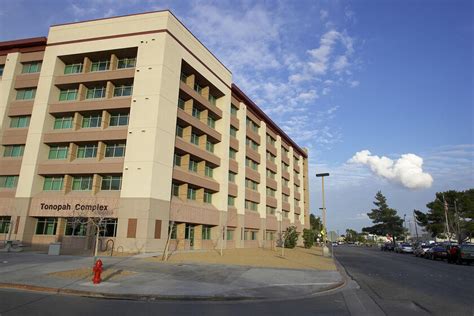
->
316, 172, 330, 257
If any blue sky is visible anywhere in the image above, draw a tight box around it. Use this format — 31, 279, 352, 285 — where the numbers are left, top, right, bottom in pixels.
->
1, 0, 472, 234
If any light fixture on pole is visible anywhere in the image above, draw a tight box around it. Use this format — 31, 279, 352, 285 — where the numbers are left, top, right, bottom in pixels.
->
316, 172, 330, 257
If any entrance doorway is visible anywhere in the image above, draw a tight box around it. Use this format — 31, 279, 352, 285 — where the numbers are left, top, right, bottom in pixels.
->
185, 224, 195, 249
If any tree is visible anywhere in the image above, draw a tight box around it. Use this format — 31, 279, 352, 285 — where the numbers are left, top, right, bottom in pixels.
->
345, 229, 358, 243
283, 226, 299, 249
415, 189, 474, 243
362, 191, 405, 245
309, 214, 323, 242
302, 229, 314, 248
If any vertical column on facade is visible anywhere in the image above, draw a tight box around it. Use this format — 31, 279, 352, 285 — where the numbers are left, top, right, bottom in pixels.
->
14, 46, 63, 244
303, 151, 310, 229
234, 102, 247, 248
275, 136, 283, 241
176, 222, 186, 250
297, 156, 305, 226
118, 33, 182, 252
194, 224, 202, 250
288, 146, 295, 226
257, 122, 267, 247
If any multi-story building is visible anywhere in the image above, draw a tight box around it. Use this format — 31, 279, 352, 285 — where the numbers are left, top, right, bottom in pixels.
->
0, 11, 310, 253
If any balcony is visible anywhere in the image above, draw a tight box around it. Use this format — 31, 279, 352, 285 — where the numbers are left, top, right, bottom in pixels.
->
266, 196, 277, 208
2, 129, 28, 145
281, 154, 289, 165
245, 167, 260, 183
246, 127, 260, 144
43, 127, 127, 144
14, 73, 40, 89
175, 137, 220, 167
37, 158, 124, 175
282, 170, 290, 180
282, 186, 290, 196
294, 163, 300, 173
245, 188, 260, 203
179, 81, 222, 119
0, 159, 22, 175
228, 183, 238, 197
49, 97, 131, 114
172, 166, 219, 192
282, 202, 290, 212
266, 178, 277, 190
229, 137, 239, 151
8, 100, 34, 116
229, 159, 238, 173
294, 205, 301, 215
295, 191, 301, 201
266, 160, 277, 173
54, 68, 135, 85
294, 177, 301, 187
245, 147, 260, 164
176, 109, 221, 143
230, 116, 239, 129
266, 144, 277, 156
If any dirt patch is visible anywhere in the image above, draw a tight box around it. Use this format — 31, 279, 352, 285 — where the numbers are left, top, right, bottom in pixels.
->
48, 268, 135, 281
150, 246, 336, 271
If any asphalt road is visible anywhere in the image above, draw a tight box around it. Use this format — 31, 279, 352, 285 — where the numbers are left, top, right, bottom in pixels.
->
1, 246, 472, 315
334, 245, 474, 315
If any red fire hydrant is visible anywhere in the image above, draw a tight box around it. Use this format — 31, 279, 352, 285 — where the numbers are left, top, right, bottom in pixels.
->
92, 259, 103, 284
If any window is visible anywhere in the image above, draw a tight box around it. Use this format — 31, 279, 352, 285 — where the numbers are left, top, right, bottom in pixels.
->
117, 57, 136, 69
191, 107, 201, 119
77, 145, 97, 158
16, 88, 36, 100
246, 138, 258, 151
245, 179, 258, 191
266, 187, 276, 197
172, 183, 180, 197
99, 218, 117, 237
282, 194, 289, 202
72, 176, 93, 191
266, 134, 276, 146
86, 86, 106, 99
35, 217, 57, 235
176, 125, 183, 137
207, 116, 216, 128
59, 89, 78, 101
283, 211, 289, 218
188, 159, 198, 173
246, 158, 258, 171
205, 141, 214, 153
22, 61, 41, 74
266, 169, 276, 179
65, 218, 87, 236
53, 117, 72, 129
230, 105, 238, 117
229, 148, 237, 159
113, 85, 133, 97
227, 229, 234, 240
101, 175, 122, 190
48, 146, 68, 159
10, 116, 30, 128
3, 145, 24, 157
187, 187, 197, 200
204, 191, 212, 204
266, 151, 276, 162
228, 195, 235, 206
282, 178, 289, 186
0, 176, 18, 188
43, 176, 64, 191
178, 98, 185, 110
246, 118, 259, 133
282, 163, 289, 172
230, 126, 237, 138
194, 82, 202, 94
251, 231, 258, 240
0, 65, 4, 76
266, 206, 276, 215
0, 216, 11, 234
105, 143, 125, 157
90, 60, 110, 72
245, 200, 258, 211
109, 113, 129, 126
202, 225, 212, 239
82, 114, 102, 128
173, 153, 182, 166
180, 72, 187, 83
208, 94, 217, 106
228, 172, 236, 183
205, 165, 213, 178
190, 133, 199, 145
64, 63, 83, 74
169, 222, 177, 239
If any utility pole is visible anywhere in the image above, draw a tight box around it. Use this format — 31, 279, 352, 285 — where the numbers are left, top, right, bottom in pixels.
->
454, 199, 460, 243
316, 173, 330, 257
403, 214, 406, 242
413, 210, 419, 242
443, 194, 450, 242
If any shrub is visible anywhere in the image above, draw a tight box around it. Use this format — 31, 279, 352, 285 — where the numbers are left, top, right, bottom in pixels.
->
302, 229, 314, 248
284, 226, 299, 249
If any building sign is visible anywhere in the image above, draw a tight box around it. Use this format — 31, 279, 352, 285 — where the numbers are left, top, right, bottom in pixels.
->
40, 203, 110, 212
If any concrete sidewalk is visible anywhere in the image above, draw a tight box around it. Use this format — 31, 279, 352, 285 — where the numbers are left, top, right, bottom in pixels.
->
0, 252, 344, 301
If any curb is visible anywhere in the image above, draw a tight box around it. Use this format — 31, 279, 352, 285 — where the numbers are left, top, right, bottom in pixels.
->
0, 278, 346, 302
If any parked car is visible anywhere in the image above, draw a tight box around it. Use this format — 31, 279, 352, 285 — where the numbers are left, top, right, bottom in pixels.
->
457, 244, 474, 265
381, 243, 395, 251
425, 244, 448, 260
395, 243, 413, 253
414, 244, 431, 257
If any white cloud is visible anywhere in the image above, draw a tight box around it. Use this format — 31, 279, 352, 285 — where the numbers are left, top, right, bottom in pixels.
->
349, 80, 360, 87
320, 9, 329, 21
348, 150, 434, 189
